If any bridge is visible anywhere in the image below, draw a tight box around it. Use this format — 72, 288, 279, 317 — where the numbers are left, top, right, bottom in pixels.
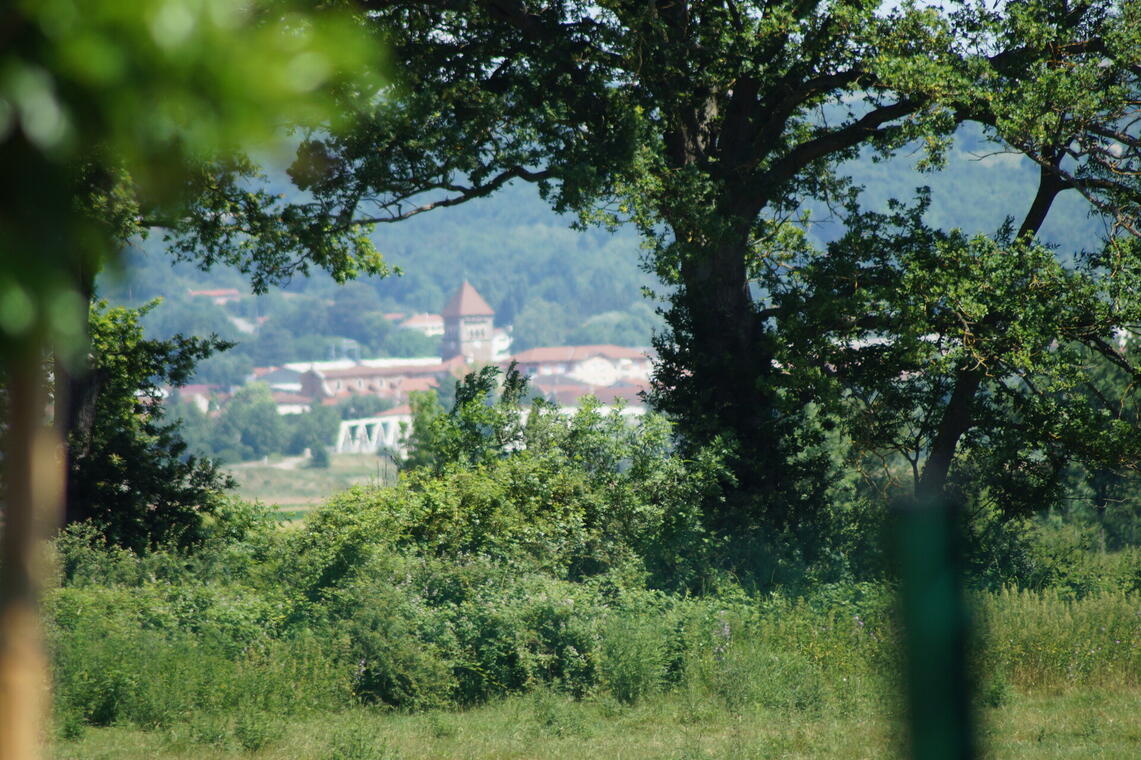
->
334, 413, 414, 455
334, 404, 646, 456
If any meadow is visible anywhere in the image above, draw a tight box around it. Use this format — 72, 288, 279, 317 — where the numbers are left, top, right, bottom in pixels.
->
223, 454, 399, 518
45, 515, 1139, 759
44, 404, 1141, 759
48, 687, 1141, 760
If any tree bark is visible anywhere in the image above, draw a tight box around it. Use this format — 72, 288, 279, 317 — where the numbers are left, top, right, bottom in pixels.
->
661, 212, 793, 525
916, 368, 982, 503
54, 266, 98, 526
1, 342, 64, 760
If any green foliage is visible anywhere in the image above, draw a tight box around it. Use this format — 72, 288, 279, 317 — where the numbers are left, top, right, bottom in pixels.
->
568, 303, 661, 348
210, 383, 287, 461
974, 587, 1141, 691
233, 711, 286, 753
39, 326, 1141, 741
401, 364, 531, 473
287, 405, 342, 456
68, 301, 234, 551
762, 197, 1141, 558
382, 328, 439, 357
337, 394, 395, 420
47, 582, 351, 728
173, 384, 398, 467
324, 718, 394, 760
43, 495, 1139, 736
229, 0, 1141, 546
599, 614, 668, 704
510, 298, 577, 352
1, 0, 384, 360
310, 446, 332, 469
395, 363, 893, 590
696, 640, 827, 715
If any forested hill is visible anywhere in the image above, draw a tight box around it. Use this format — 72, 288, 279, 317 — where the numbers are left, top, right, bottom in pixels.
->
99, 123, 1106, 380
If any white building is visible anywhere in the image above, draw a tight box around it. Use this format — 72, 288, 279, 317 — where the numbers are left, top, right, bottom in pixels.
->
509, 344, 653, 387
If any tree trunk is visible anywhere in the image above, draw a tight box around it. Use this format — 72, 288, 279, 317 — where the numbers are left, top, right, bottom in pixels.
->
55, 267, 98, 526
655, 211, 797, 527
679, 226, 772, 439
1, 342, 64, 760
913, 161, 1061, 504
916, 369, 982, 503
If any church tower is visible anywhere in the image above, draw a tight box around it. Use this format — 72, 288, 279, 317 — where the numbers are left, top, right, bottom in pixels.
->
440, 281, 495, 363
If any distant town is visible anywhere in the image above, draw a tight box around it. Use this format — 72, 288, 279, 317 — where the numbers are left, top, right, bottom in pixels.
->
171, 281, 653, 456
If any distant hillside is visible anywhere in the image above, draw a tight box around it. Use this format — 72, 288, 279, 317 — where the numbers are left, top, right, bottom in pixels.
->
821, 122, 1105, 251
99, 122, 1110, 379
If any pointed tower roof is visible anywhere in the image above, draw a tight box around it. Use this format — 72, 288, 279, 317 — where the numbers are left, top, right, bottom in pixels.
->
442, 281, 494, 317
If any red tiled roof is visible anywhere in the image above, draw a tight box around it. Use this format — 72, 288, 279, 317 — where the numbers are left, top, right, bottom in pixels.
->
442, 281, 494, 317
542, 384, 648, 407
313, 362, 450, 379
271, 392, 312, 405
378, 404, 413, 417
318, 390, 362, 406
591, 385, 647, 406
441, 355, 470, 374
400, 376, 439, 393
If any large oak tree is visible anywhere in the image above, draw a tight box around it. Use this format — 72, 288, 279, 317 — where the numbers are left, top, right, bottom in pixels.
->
233, 0, 1141, 528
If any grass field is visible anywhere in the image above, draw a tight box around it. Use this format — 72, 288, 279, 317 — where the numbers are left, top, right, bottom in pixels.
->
49, 686, 1140, 760
223, 453, 399, 517
50, 420, 1140, 760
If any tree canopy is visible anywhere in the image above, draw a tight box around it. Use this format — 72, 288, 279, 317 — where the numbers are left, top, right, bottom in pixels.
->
244, 0, 1141, 531
69, 302, 235, 551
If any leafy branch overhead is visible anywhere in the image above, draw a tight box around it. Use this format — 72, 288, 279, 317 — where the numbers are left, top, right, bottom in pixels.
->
3, 0, 387, 350
224, 1, 1141, 530
777, 196, 1141, 510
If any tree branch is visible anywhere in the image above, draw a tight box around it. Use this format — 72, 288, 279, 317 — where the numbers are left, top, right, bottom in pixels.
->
755, 99, 919, 204
354, 165, 555, 224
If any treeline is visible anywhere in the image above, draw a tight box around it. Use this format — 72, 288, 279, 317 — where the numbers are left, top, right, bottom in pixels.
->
172, 386, 377, 466
111, 278, 445, 387
100, 179, 661, 385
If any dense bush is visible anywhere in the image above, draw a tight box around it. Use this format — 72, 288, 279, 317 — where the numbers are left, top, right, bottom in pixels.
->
42, 367, 1140, 737
45, 518, 1137, 736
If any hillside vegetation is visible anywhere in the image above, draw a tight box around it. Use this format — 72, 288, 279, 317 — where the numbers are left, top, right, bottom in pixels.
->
97, 123, 1105, 382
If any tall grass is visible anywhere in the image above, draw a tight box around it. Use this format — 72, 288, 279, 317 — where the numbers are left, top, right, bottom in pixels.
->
45, 568, 1136, 737
975, 587, 1140, 691
43, 498, 1139, 754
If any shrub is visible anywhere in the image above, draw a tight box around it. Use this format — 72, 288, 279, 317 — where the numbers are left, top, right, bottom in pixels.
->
310, 445, 332, 469
599, 614, 668, 704
233, 710, 285, 752
46, 584, 351, 728
325, 717, 394, 760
